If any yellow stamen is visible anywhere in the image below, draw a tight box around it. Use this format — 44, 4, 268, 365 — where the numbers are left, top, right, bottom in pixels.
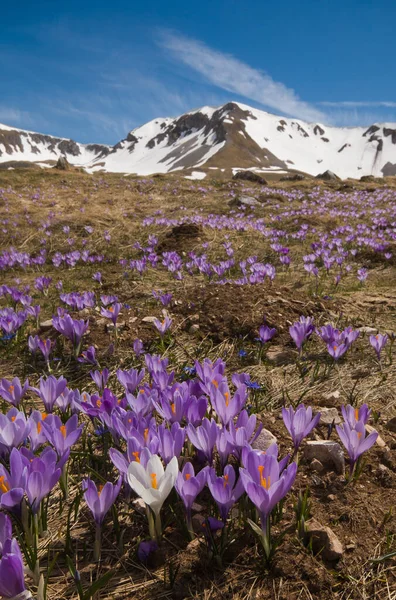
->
132, 451, 140, 463
150, 473, 158, 489
0, 476, 10, 493
60, 425, 67, 438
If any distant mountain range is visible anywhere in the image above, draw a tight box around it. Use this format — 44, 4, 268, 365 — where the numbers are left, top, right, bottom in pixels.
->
1, 102, 395, 179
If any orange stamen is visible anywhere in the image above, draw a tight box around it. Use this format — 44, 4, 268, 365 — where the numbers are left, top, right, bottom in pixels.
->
355, 408, 359, 421
37, 422, 42, 434
144, 428, 149, 443
258, 465, 270, 489
185, 473, 191, 480
11, 416, 16, 422
9, 385, 14, 394
171, 402, 176, 415
223, 474, 229, 488
98, 484, 104, 496
96, 399, 102, 408
132, 451, 140, 463
150, 473, 158, 489
212, 379, 219, 388
224, 392, 229, 407
60, 425, 67, 438
0, 476, 10, 493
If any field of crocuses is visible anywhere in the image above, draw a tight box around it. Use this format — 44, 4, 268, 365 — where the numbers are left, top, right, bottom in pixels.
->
0, 169, 395, 600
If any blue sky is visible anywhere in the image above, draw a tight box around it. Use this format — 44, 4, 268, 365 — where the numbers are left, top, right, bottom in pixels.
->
1, 0, 395, 144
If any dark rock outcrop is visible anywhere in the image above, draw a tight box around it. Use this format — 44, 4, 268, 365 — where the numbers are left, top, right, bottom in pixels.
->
232, 170, 268, 184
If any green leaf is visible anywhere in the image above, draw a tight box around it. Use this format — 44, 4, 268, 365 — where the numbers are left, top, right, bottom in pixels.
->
83, 569, 114, 599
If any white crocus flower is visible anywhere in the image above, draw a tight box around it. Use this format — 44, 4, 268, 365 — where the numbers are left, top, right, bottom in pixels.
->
127, 454, 178, 539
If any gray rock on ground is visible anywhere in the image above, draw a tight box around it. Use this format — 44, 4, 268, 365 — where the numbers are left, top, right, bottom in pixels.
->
305, 518, 344, 561
303, 440, 345, 474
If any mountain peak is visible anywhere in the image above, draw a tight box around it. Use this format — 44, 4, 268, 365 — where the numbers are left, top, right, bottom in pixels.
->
1, 102, 396, 178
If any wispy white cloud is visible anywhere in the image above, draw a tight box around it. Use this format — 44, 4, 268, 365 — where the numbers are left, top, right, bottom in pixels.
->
0, 106, 32, 126
157, 30, 327, 123
319, 101, 396, 108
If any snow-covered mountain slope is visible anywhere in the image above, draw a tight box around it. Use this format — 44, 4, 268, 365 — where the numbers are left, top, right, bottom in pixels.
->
0, 123, 111, 167
1, 102, 395, 179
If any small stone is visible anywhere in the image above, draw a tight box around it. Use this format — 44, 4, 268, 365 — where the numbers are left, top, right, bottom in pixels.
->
252, 429, 277, 452
310, 459, 324, 474
359, 326, 378, 335
319, 407, 341, 425
319, 391, 340, 407
132, 498, 146, 514
106, 321, 126, 332
346, 543, 356, 551
305, 518, 344, 561
142, 316, 157, 323
192, 514, 206, 530
385, 416, 396, 433
191, 502, 203, 513
327, 494, 336, 501
190, 314, 200, 322
189, 324, 200, 333
266, 347, 295, 365
303, 440, 345, 475
365, 424, 386, 447
39, 319, 53, 330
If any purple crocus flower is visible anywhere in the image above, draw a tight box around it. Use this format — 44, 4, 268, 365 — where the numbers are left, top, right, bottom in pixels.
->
369, 333, 388, 360
341, 404, 371, 429
30, 375, 68, 412
289, 316, 315, 352
0, 408, 31, 454
100, 302, 122, 326
0, 449, 27, 512
38, 338, 52, 364
187, 418, 218, 463
153, 316, 172, 336
327, 342, 349, 360
207, 465, 244, 522
258, 325, 277, 344
175, 462, 208, 531
52, 314, 89, 352
117, 368, 145, 394
137, 539, 158, 563
41, 414, 84, 460
82, 476, 122, 525
210, 383, 247, 426
158, 422, 185, 464
0, 513, 12, 554
225, 410, 263, 458
24, 448, 62, 514
282, 404, 321, 451
0, 378, 29, 407
78, 346, 97, 365
90, 369, 109, 391
336, 420, 378, 474
133, 339, 144, 356
240, 448, 297, 535
28, 334, 40, 353
0, 537, 27, 599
